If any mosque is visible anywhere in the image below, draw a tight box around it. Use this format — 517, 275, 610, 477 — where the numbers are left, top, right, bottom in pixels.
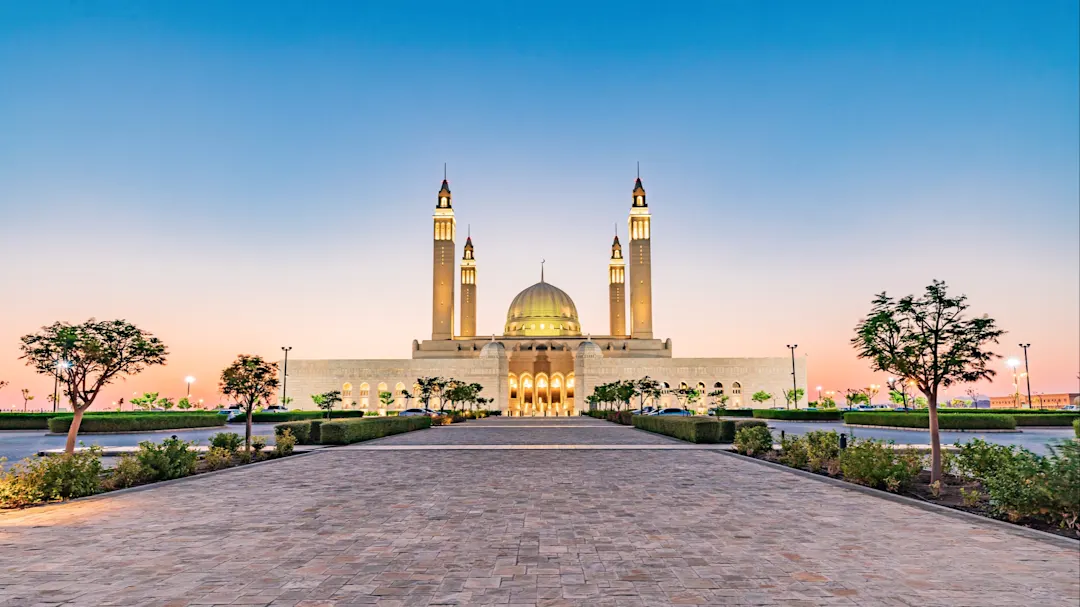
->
281, 175, 806, 415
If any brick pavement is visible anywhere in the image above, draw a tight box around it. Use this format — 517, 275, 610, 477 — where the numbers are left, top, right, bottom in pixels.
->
0, 417, 1076, 606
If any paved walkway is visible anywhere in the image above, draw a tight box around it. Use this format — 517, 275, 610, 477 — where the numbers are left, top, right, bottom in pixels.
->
0, 417, 1076, 606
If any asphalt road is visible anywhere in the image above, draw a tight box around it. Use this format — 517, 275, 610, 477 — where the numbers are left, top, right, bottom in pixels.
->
766, 420, 1076, 454
0, 423, 278, 462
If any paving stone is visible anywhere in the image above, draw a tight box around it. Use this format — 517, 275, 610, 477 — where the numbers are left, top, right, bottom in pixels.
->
0, 417, 1076, 606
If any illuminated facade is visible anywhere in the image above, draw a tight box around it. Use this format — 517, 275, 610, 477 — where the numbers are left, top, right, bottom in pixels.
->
282, 174, 807, 415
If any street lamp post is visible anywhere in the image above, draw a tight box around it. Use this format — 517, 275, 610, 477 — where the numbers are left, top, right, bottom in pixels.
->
281, 346, 292, 408
1019, 344, 1034, 410
185, 376, 195, 398
1006, 358, 1021, 408
816, 385, 822, 404
786, 344, 798, 410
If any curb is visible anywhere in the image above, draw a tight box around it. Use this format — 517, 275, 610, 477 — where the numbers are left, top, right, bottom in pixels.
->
44, 426, 228, 436
710, 449, 1080, 551
0, 448, 328, 516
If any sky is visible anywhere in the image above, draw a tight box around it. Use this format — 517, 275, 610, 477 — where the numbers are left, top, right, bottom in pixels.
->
1, 1, 1078, 409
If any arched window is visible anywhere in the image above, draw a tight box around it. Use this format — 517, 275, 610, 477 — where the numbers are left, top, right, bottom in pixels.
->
359, 382, 370, 409
395, 382, 406, 408
679, 382, 689, 390
714, 382, 723, 393
377, 382, 387, 393
732, 382, 742, 395
342, 383, 353, 398
662, 382, 671, 390
697, 382, 705, 391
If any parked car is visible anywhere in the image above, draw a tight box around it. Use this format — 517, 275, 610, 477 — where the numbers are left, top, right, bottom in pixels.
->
652, 407, 691, 416
400, 408, 438, 417
1062, 405, 1079, 412
263, 405, 288, 413
892, 406, 914, 412
629, 407, 655, 415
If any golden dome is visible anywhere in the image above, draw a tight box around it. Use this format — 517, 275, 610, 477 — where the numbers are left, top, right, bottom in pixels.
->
504, 280, 581, 336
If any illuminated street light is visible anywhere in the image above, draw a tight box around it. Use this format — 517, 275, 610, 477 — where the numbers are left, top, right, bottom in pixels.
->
185, 376, 196, 397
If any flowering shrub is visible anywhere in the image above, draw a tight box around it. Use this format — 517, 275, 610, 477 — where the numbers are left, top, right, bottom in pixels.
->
274, 428, 296, 456
0, 447, 103, 508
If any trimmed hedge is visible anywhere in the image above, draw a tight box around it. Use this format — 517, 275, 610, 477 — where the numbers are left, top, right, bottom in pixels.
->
47, 413, 225, 433
719, 419, 768, 443
844, 412, 1016, 430
273, 420, 324, 444
1009, 414, 1080, 427
318, 416, 432, 445
718, 409, 755, 417
752, 409, 843, 421
1, 410, 213, 430
234, 410, 379, 423
632, 415, 720, 443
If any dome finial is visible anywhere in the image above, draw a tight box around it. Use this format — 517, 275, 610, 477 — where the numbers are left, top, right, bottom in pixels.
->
540, 259, 545, 282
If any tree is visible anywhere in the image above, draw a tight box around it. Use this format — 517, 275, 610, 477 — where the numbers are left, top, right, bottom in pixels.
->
635, 376, 662, 411
751, 390, 772, 407
219, 354, 279, 452
783, 388, 805, 408
280, 396, 294, 407
312, 390, 342, 420
674, 386, 701, 412
416, 377, 446, 410
913, 396, 928, 408
177, 396, 194, 410
20, 319, 168, 453
0, 380, 9, 400
445, 381, 476, 412
379, 390, 395, 411
21, 389, 34, 410
845, 389, 868, 407
820, 395, 837, 409
614, 380, 638, 411
852, 280, 1004, 483
158, 397, 175, 410
130, 391, 162, 411
887, 377, 913, 408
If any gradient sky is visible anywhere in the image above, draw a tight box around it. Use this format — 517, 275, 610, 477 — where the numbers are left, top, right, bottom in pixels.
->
1, 1, 1078, 409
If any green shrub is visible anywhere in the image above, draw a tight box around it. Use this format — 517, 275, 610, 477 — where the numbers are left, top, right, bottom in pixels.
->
734, 425, 773, 456
48, 413, 224, 433
239, 410, 372, 423
450, 414, 467, 423
432, 415, 452, 426
250, 436, 267, 454
319, 416, 433, 445
1008, 414, 1080, 427
632, 416, 721, 443
778, 434, 809, 468
838, 439, 923, 492
804, 431, 842, 473
209, 432, 243, 453
954, 439, 1018, 480
135, 437, 198, 481
0, 447, 104, 507
753, 409, 843, 421
0, 413, 58, 430
718, 409, 754, 417
1074, 419, 1080, 438
274, 429, 296, 456
717, 419, 768, 443
106, 454, 144, 490
203, 447, 234, 471
843, 412, 1016, 430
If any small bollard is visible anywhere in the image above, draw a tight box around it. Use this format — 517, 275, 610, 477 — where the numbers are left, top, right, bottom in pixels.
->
839, 433, 848, 450
780, 430, 785, 441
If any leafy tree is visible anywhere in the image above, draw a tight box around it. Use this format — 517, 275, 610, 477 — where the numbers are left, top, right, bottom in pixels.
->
21, 389, 34, 410
674, 386, 702, 412
130, 391, 162, 411
379, 390, 395, 410
416, 377, 448, 410
280, 396, 294, 407
400, 389, 414, 410
158, 397, 175, 410
852, 280, 1004, 483
20, 319, 168, 453
887, 377, 913, 408
845, 389, 868, 407
888, 391, 906, 406
445, 381, 476, 412
751, 390, 772, 407
177, 396, 194, 410
783, 388, 805, 408
219, 354, 279, 451
312, 390, 342, 420
614, 380, 637, 411
913, 396, 928, 408
820, 395, 837, 409
635, 376, 662, 411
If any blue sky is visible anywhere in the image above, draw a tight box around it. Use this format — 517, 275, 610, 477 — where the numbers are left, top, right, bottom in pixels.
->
1, 1, 1077, 401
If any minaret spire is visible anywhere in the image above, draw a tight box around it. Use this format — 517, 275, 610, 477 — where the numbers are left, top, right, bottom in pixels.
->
460, 230, 477, 337
432, 173, 456, 339
628, 170, 653, 338
608, 228, 626, 337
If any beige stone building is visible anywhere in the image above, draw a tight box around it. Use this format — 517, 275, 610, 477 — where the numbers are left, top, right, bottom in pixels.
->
988, 393, 1080, 410
282, 175, 807, 415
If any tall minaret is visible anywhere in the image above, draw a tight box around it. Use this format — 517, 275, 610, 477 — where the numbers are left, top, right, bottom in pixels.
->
628, 172, 653, 339
460, 234, 476, 337
432, 174, 456, 340
608, 233, 626, 336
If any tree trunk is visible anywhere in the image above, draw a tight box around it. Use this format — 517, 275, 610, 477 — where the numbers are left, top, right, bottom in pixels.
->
928, 393, 942, 484
245, 409, 253, 452
65, 407, 86, 454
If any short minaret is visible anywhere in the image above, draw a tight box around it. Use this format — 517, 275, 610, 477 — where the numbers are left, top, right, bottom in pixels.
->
608, 233, 626, 337
628, 173, 653, 339
460, 234, 477, 337
432, 175, 456, 340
